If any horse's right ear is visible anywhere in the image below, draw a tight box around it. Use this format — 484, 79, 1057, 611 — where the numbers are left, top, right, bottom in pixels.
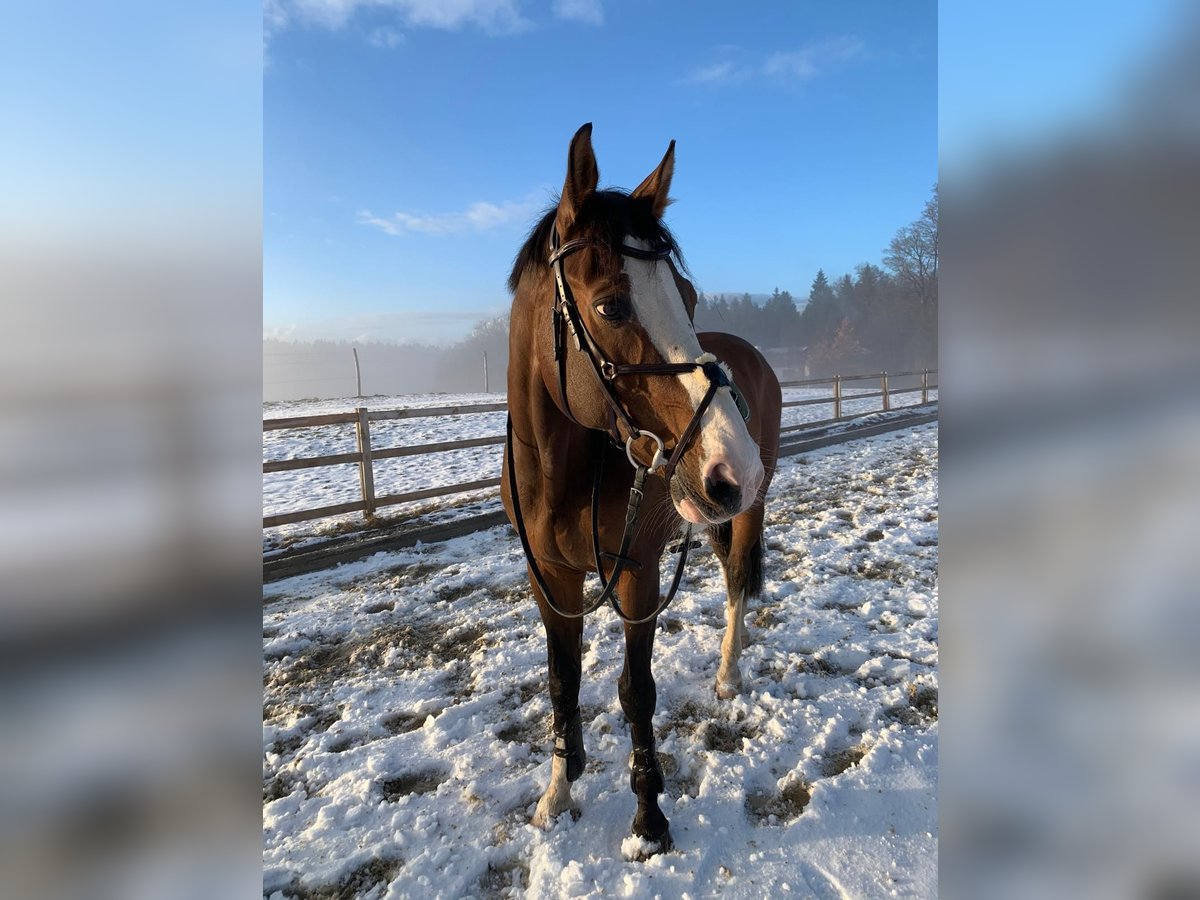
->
557, 123, 599, 234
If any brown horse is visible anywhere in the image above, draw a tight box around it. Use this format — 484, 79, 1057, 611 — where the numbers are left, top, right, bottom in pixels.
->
501, 124, 781, 855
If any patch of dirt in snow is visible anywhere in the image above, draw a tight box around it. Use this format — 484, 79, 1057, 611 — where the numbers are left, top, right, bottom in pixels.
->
819, 743, 869, 778
746, 779, 813, 825
476, 857, 530, 897
380, 710, 436, 735
496, 715, 549, 746
264, 768, 309, 804
885, 681, 939, 728
274, 857, 404, 900
699, 720, 758, 753
267, 621, 486, 696
380, 770, 448, 800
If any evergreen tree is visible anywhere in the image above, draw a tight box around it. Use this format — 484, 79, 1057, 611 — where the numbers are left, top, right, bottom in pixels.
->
763, 287, 801, 347
798, 269, 841, 347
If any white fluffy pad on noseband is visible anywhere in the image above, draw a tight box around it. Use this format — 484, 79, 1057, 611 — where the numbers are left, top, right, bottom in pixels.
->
695, 352, 734, 382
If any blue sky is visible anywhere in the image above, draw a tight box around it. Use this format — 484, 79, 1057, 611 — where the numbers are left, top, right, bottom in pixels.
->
264, 1, 936, 344
939, 1, 1184, 173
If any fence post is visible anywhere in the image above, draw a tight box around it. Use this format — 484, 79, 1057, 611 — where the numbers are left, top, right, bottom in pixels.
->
833, 375, 842, 420
881, 372, 890, 412
355, 407, 377, 520
921, 368, 929, 404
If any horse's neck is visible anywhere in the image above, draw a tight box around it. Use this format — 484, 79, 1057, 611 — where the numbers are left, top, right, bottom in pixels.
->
525, 377, 591, 478
509, 291, 595, 501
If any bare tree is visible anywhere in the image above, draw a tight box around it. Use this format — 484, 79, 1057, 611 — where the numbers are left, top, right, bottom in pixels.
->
885, 184, 938, 307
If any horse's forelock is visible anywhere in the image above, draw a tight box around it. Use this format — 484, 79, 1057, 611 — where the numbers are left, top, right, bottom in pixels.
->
507, 190, 687, 295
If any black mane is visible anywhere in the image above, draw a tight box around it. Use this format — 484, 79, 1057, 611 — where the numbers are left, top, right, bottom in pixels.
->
507, 189, 687, 294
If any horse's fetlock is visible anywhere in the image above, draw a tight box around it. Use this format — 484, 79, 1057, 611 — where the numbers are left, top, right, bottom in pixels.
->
629, 746, 664, 796
554, 707, 586, 782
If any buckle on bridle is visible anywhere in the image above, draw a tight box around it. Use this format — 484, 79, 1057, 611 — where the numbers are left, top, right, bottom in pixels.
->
601, 361, 617, 380
626, 430, 667, 473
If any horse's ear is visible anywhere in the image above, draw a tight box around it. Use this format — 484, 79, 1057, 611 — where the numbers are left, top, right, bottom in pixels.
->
631, 139, 675, 218
557, 123, 599, 233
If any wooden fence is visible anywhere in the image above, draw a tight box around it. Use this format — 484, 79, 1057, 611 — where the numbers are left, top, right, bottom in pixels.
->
263, 369, 936, 529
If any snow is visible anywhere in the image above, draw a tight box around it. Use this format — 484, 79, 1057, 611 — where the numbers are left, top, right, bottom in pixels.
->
262, 388, 936, 554
263, 422, 937, 898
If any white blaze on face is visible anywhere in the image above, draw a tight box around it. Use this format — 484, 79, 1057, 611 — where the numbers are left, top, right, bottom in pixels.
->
621, 238, 763, 514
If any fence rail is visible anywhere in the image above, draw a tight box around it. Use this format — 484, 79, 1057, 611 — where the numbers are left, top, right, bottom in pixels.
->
263, 368, 936, 529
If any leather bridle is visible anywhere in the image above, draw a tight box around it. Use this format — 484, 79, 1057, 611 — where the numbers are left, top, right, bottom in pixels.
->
546, 228, 750, 479
505, 227, 751, 626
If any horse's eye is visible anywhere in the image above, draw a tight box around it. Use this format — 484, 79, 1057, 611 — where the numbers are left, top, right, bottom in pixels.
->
594, 298, 628, 322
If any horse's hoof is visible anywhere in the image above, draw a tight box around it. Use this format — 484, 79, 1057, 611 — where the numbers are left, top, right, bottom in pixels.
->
531, 800, 576, 830
622, 827, 673, 860
715, 673, 742, 699
630, 803, 671, 851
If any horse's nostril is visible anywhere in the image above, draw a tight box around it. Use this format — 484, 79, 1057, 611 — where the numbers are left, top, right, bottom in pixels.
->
703, 468, 741, 513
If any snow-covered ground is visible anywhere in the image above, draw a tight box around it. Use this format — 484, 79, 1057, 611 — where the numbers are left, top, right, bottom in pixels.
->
263, 422, 938, 899
262, 388, 936, 553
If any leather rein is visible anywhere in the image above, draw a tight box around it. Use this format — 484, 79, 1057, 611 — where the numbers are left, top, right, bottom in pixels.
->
505, 229, 750, 625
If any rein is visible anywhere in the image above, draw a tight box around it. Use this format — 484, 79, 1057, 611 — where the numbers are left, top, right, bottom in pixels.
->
505, 417, 690, 625
506, 229, 749, 625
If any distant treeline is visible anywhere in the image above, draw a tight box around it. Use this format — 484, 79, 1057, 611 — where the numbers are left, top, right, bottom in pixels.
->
695, 185, 938, 376
264, 187, 936, 400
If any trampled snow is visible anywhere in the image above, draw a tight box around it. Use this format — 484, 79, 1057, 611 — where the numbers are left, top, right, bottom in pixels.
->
263, 422, 938, 898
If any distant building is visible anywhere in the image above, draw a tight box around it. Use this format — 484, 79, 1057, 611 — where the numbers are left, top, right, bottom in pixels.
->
760, 346, 809, 381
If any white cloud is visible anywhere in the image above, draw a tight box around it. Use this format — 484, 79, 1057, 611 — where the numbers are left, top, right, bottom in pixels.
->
683, 37, 867, 88
762, 37, 867, 82
367, 27, 405, 47
269, 0, 532, 37
358, 193, 544, 236
683, 60, 743, 86
552, 0, 603, 26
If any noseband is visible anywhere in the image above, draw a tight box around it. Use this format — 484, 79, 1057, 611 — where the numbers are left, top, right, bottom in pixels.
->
505, 227, 752, 626
547, 229, 750, 480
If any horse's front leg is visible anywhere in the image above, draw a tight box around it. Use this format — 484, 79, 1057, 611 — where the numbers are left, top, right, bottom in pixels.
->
530, 563, 586, 829
715, 505, 765, 699
617, 568, 672, 856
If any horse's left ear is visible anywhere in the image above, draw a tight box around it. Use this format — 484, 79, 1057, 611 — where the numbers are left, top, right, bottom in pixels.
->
558, 123, 600, 233
631, 140, 675, 218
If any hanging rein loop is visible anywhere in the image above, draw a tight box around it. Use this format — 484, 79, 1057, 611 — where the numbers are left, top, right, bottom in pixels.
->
506, 417, 694, 626
506, 228, 750, 625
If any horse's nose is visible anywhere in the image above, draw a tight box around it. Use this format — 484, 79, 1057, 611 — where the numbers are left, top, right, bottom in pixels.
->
702, 461, 742, 515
